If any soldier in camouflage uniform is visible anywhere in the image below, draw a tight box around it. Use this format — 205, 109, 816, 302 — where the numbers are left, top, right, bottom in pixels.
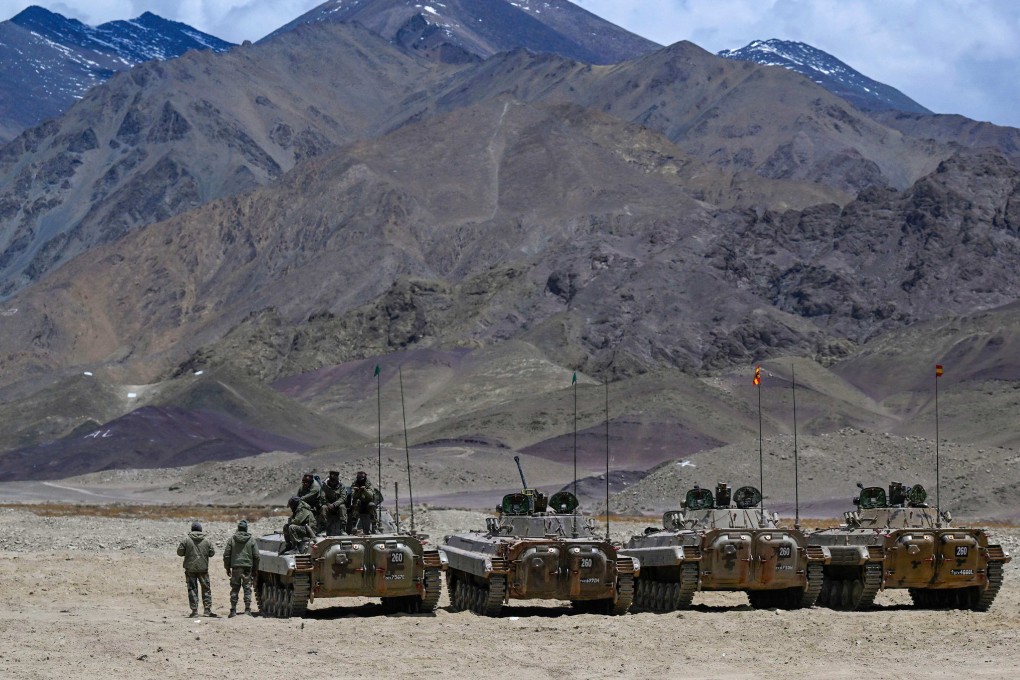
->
349, 470, 381, 534
222, 519, 259, 617
283, 496, 316, 550
177, 521, 217, 617
297, 473, 325, 532
320, 470, 348, 536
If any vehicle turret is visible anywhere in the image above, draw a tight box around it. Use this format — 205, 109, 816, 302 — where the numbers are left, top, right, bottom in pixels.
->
440, 456, 636, 615
810, 481, 1010, 611
620, 482, 825, 612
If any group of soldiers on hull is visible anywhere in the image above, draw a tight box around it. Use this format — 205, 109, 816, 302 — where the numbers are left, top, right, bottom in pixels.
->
177, 468, 383, 617
282, 469, 384, 550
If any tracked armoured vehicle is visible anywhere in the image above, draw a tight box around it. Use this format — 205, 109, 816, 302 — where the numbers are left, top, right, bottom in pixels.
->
811, 482, 1011, 611
254, 508, 443, 618
620, 483, 825, 611
440, 457, 636, 616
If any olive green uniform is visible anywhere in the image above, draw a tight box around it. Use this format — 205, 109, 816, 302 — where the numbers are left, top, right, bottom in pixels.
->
350, 480, 380, 533
177, 531, 215, 614
297, 478, 324, 513
223, 529, 259, 612
284, 501, 316, 547
320, 479, 348, 536
297, 478, 325, 532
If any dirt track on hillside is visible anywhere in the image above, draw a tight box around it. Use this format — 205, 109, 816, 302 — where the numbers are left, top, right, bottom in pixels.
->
1, 508, 1018, 679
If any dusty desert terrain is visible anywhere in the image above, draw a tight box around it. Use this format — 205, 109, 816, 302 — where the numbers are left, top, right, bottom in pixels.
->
0, 506, 1018, 679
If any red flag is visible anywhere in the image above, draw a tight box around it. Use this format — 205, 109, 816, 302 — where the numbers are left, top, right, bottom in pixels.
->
753, 365, 761, 386
935, 364, 943, 377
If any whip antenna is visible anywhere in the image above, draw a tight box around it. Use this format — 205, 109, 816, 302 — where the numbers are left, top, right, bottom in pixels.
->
572, 372, 578, 538
375, 363, 382, 491
935, 363, 943, 526
399, 366, 415, 534
792, 363, 800, 531
754, 365, 764, 509
605, 379, 610, 540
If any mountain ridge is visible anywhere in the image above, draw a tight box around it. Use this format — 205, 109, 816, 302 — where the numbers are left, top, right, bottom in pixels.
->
719, 38, 930, 115
0, 5, 233, 144
265, 0, 661, 64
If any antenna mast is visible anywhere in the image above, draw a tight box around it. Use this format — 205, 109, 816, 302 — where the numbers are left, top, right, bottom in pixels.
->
375, 364, 382, 491
792, 363, 800, 531
605, 379, 610, 540
399, 367, 415, 534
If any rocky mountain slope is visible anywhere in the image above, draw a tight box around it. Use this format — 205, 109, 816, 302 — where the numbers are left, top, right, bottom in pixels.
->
0, 4, 1019, 490
0, 6, 232, 144
0, 26, 958, 300
0, 21, 445, 296
0, 98, 853, 387
411, 41, 950, 192
267, 0, 661, 64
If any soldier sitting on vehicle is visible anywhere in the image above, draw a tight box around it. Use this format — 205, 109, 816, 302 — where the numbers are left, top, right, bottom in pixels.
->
283, 496, 316, 551
320, 470, 348, 536
349, 470, 381, 534
297, 473, 325, 531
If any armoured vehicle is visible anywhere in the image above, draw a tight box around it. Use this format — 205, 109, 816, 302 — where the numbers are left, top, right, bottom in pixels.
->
254, 508, 443, 618
811, 481, 1011, 611
619, 483, 825, 611
440, 457, 636, 616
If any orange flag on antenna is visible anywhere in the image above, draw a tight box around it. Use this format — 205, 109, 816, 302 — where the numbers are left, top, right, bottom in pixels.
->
935, 364, 943, 377
753, 365, 761, 386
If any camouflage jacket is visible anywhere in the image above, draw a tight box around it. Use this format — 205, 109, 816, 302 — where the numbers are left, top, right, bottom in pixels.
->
223, 530, 259, 570
321, 480, 347, 511
286, 502, 315, 528
296, 479, 324, 509
177, 531, 215, 572
351, 481, 380, 509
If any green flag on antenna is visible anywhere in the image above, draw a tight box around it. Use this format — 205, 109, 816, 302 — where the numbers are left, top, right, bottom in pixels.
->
374, 364, 380, 376
571, 372, 577, 384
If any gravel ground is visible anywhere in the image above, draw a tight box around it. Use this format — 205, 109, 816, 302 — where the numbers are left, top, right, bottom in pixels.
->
0, 507, 1017, 679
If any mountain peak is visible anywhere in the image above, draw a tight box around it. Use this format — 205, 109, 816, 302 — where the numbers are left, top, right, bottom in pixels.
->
719, 38, 931, 115
265, 0, 660, 64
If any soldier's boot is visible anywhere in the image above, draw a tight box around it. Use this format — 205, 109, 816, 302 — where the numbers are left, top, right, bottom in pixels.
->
204, 608, 219, 618
189, 609, 198, 617
244, 601, 253, 616
228, 607, 237, 618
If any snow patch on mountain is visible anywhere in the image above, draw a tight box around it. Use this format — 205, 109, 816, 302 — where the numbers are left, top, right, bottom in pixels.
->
719, 39, 930, 115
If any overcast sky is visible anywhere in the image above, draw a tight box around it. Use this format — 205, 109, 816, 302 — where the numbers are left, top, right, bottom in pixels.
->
2, 0, 1018, 127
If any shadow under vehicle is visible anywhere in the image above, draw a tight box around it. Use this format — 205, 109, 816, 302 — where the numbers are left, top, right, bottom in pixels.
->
619, 483, 825, 612
810, 482, 1011, 611
440, 457, 636, 616
254, 508, 444, 618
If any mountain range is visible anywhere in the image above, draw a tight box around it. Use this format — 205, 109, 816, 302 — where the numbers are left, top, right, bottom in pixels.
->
0, 6, 233, 144
0, 0, 1018, 494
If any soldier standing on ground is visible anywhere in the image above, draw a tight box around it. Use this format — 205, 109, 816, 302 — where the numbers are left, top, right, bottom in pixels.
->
297, 473, 325, 532
222, 519, 259, 618
283, 497, 316, 550
350, 470, 381, 534
320, 470, 348, 536
177, 521, 217, 617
